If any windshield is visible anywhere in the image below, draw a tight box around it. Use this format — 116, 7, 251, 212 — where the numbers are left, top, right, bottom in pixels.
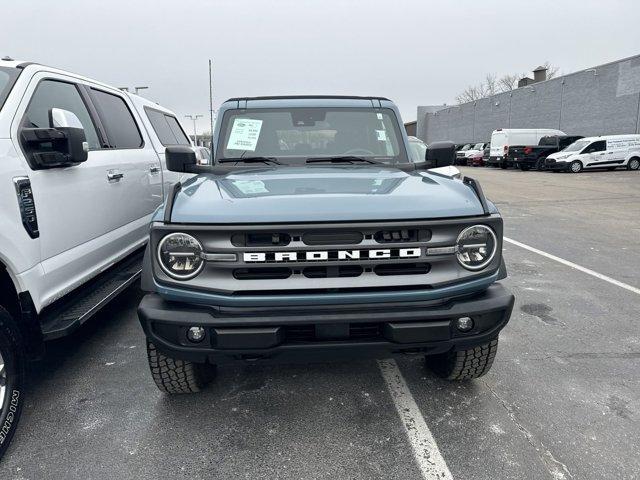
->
408, 141, 427, 163
0, 67, 20, 111
460, 144, 471, 151
215, 107, 408, 164
562, 139, 590, 153
472, 143, 484, 150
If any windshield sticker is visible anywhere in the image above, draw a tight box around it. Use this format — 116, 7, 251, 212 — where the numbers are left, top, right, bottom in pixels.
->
233, 180, 268, 195
376, 129, 387, 141
226, 118, 263, 151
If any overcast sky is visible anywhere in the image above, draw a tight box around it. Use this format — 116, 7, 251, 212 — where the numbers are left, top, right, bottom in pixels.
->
3, 0, 639, 134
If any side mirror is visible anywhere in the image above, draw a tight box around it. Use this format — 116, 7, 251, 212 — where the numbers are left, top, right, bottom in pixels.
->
426, 141, 456, 168
20, 108, 88, 169
166, 145, 200, 173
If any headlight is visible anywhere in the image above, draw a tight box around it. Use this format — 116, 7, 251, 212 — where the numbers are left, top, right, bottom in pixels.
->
157, 233, 205, 280
456, 225, 497, 271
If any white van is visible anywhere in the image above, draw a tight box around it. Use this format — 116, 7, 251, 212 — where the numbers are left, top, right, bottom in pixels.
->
487, 128, 565, 168
545, 135, 640, 173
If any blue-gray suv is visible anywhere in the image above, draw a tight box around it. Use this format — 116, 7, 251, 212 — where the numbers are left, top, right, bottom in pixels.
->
137, 96, 514, 393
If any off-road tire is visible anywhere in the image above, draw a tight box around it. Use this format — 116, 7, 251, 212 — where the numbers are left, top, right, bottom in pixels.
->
147, 341, 215, 394
426, 338, 499, 380
0, 306, 25, 460
628, 157, 640, 171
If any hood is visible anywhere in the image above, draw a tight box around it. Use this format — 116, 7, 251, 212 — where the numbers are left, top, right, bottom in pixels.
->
547, 151, 573, 161
168, 166, 484, 224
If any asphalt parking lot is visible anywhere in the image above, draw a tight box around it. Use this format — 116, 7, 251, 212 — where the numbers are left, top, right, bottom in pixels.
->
1, 167, 639, 480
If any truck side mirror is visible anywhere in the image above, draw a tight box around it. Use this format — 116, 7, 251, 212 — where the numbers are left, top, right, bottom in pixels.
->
20, 108, 88, 169
426, 141, 456, 168
166, 145, 200, 173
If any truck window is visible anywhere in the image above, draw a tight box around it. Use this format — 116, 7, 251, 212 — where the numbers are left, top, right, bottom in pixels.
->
216, 107, 409, 164
90, 88, 143, 148
145, 107, 190, 146
538, 136, 557, 147
22, 79, 101, 150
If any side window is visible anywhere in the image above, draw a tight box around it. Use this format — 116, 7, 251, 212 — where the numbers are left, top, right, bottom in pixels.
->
584, 140, 606, 153
90, 89, 143, 148
165, 115, 190, 145
22, 80, 101, 150
145, 107, 190, 146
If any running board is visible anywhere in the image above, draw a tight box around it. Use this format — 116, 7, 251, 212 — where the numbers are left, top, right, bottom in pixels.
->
40, 249, 144, 340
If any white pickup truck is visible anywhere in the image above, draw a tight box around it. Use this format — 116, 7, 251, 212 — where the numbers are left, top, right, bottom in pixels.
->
0, 58, 190, 457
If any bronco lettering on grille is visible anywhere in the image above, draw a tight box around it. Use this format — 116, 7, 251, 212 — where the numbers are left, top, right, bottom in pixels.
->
243, 248, 422, 263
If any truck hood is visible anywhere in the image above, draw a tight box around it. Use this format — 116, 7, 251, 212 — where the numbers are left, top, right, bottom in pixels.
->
168, 166, 484, 224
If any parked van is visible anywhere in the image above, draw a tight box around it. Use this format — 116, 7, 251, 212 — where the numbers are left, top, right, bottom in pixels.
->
487, 128, 565, 168
545, 135, 640, 173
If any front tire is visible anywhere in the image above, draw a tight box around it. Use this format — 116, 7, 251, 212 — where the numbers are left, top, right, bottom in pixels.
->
147, 342, 215, 394
425, 338, 498, 380
569, 160, 583, 173
628, 157, 640, 171
0, 307, 26, 460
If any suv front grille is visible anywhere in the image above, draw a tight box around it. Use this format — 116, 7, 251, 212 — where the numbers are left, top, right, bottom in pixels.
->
152, 216, 503, 295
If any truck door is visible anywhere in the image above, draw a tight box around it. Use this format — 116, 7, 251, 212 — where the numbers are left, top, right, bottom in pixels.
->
13, 74, 137, 301
88, 87, 162, 223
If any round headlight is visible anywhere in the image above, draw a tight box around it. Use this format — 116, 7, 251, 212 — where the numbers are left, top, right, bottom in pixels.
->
456, 225, 497, 271
157, 233, 205, 280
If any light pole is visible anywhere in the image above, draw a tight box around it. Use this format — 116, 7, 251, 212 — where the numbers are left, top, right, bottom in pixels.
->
185, 114, 203, 145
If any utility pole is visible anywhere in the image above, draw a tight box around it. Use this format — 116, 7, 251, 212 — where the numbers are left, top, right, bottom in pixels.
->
185, 114, 203, 145
209, 59, 214, 146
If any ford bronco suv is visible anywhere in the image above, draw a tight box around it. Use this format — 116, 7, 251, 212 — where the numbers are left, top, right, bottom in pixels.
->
138, 96, 515, 393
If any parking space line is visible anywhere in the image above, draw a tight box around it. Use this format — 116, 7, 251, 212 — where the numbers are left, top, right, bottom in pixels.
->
377, 359, 454, 480
504, 237, 640, 296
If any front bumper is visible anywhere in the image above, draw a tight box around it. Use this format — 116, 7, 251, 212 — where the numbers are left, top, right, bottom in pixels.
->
545, 160, 568, 171
138, 283, 514, 364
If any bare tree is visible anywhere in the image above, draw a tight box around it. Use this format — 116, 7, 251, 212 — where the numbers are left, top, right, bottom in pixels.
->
497, 73, 525, 92
543, 61, 559, 79
457, 63, 559, 103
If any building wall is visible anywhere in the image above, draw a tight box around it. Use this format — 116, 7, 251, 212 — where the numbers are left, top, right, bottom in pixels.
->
419, 55, 640, 144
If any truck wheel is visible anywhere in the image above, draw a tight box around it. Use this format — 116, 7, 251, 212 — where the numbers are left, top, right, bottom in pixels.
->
0, 307, 25, 459
425, 338, 498, 380
569, 160, 583, 173
500, 162, 507, 169
147, 342, 215, 394
628, 157, 640, 170
535, 159, 546, 171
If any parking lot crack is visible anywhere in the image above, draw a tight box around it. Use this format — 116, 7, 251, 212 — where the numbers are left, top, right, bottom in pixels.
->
481, 379, 574, 480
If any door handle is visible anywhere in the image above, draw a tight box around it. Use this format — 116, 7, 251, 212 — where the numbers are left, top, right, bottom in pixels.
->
107, 170, 124, 182
149, 165, 160, 174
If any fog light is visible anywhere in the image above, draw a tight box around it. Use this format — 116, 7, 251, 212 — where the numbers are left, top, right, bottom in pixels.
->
187, 326, 206, 343
456, 317, 474, 332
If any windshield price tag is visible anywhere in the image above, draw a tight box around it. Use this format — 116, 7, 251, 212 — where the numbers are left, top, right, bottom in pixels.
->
227, 118, 263, 151
376, 129, 387, 141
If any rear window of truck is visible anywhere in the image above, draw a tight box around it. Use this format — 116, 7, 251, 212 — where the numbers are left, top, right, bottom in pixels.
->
145, 107, 191, 146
